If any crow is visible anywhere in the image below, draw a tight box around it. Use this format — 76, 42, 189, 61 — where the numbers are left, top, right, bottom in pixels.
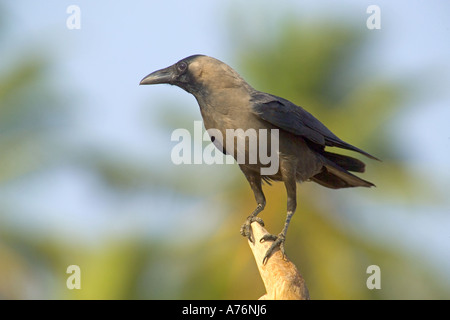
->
140, 55, 378, 264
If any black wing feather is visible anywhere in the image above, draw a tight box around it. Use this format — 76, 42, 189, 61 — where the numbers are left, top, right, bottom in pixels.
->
250, 92, 379, 160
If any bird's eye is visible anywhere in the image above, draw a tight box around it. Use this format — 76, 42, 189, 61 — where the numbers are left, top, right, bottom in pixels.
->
177, 61, 188, 72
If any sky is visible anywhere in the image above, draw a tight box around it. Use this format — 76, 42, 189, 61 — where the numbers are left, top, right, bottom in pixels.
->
3, 0, 449, 164
1, 0, 450, 279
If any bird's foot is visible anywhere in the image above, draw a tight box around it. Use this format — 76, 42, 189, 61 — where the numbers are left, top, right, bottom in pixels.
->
240, 215, 265, 243
260, 233, 286, 265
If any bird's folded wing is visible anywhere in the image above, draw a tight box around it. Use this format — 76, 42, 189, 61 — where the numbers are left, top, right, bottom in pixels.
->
250, 92, 379, 160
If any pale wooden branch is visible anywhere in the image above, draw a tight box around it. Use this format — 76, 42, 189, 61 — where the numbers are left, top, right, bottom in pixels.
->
248, 222, 310, 300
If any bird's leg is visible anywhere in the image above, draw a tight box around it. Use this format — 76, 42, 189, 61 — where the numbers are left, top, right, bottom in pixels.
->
240, 203, 265, 243
260, 176, 297, 264
240, 168, 266, 243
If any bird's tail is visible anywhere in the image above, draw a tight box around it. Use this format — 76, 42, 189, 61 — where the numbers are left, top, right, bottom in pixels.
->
311, 151, 375, 189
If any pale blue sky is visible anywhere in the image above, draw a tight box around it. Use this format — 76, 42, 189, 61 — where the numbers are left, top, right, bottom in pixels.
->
1, 0, 450, 283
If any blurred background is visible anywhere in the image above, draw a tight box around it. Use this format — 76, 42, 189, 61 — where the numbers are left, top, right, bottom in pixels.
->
1, 0, 449, 299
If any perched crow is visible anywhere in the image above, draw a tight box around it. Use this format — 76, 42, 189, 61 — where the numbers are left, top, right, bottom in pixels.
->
140, 55, 378, 264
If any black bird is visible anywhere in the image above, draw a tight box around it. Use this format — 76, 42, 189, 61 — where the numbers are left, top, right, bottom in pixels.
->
140, 55, 378, 264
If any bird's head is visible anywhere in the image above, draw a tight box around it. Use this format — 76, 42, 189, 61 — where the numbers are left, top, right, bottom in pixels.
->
140, 55, 251, 96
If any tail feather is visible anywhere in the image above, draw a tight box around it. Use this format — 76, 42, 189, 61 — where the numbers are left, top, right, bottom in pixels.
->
322, 151, 366, 173
311, 153, 375, 189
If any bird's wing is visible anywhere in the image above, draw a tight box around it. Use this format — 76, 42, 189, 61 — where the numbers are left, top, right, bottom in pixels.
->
250, 92, 379, 160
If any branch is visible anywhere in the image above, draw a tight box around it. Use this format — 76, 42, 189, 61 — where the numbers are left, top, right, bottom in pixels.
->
248, 222, 310, 300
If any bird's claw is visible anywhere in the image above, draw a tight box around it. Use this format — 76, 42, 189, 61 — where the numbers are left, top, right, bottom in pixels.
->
240, 216, 264, 243
260, 233, 286, 265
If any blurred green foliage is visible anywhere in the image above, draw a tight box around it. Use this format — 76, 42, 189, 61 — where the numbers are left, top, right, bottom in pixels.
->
1, 6, 449, 300
192, 19, 450, 299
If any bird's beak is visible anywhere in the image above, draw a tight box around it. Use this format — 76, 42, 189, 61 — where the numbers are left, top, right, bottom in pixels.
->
139, 65, 174, 85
